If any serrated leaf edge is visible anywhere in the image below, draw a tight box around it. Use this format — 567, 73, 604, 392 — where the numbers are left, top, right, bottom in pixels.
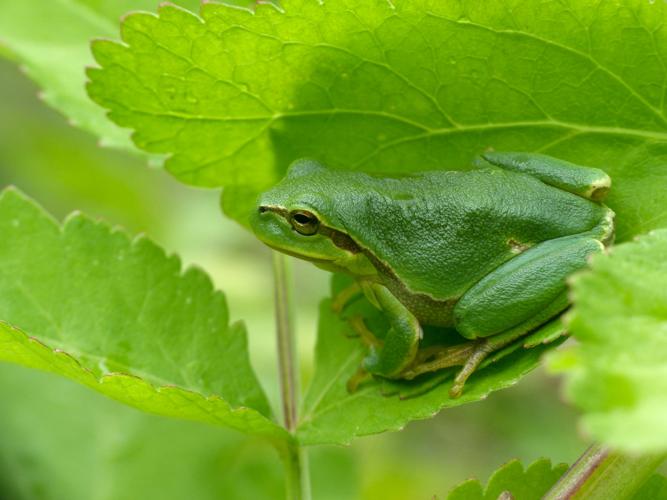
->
0, 320, 288, 440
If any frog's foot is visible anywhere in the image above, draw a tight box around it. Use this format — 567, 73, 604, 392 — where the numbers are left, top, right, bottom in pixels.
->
401, 339, 491, 398
346, 365, 372, 393
345, 315, 383, 347
403, 321, 539, 398
344, 316, 381, 392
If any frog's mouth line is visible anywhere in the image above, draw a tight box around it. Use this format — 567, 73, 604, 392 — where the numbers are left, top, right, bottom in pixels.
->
261, 241, 336, 265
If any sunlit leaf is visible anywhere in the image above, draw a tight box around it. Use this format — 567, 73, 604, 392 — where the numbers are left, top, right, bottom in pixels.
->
551, 230, 667, 453
87, 0, 667, 236
0, 188, 286, 440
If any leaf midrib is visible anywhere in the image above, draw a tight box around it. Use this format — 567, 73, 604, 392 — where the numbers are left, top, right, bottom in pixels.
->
299, 348, 363, 427
111, 104, 667, 141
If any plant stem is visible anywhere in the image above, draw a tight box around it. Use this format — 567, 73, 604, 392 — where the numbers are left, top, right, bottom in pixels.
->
272, 252, 310, 500
280, 438, 311, 500
273, 251, 298, 431
544, 443, 666, 499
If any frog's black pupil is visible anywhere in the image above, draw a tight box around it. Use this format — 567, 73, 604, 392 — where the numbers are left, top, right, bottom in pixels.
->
294, 213, 312, 224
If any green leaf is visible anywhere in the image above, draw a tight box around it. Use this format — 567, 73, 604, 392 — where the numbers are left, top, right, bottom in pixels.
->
447, 458, 667, 500
0, 365, 285, 500
550, 230, 667, 453
0, 187, 287, 440
446, 458, 667, 500
297, 288, 565, 445
0, 0, 200, 149
88, 0, 667, 235
447, 458, 568, 500
633, 474, 667, 500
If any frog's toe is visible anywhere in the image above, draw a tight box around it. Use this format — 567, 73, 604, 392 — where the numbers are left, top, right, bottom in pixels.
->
346, 365, 372, 393
346, 315, 382, 346
448, 344, 495, 398
399, 339, 493, 398
401, 341, 481, 378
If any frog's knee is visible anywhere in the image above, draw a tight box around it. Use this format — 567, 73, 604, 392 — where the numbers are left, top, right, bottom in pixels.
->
480, 151, 611, 202
454, 310, 500, 340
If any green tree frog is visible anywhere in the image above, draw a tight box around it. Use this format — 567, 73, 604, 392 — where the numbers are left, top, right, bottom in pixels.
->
251, 152, 614, 397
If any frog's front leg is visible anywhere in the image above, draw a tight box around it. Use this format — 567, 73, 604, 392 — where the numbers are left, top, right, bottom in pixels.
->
361, 283, 422, 378
404, 233, 604, 397
331, 281, 362, 314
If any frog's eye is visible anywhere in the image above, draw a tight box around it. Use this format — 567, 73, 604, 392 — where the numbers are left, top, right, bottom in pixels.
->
289, 210, 319, 236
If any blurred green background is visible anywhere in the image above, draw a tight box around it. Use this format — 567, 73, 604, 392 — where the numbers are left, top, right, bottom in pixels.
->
0, 56, 593, 499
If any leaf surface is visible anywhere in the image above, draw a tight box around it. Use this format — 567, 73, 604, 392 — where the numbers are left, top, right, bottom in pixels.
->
87, 0, 667, 236
0, 188, 286, 440
550, 230, 667, 453
634, 474, 667, 500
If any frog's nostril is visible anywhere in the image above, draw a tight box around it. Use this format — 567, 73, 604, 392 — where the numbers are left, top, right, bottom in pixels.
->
258, 206, 268, 214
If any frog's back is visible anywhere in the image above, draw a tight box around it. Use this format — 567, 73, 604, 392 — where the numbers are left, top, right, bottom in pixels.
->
333, 168, 609, 300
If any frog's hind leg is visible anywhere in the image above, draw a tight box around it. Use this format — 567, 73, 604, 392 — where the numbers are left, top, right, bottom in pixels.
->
403, 292, 569, 397
455, 234, 603, 340
403, 234, 604, 397
480, 151, 611, 202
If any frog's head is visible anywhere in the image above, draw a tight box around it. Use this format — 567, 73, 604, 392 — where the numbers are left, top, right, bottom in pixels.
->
250, 159, 374, 275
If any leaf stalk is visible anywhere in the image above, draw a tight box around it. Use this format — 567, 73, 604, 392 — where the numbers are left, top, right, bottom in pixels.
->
544, 443, 666, 499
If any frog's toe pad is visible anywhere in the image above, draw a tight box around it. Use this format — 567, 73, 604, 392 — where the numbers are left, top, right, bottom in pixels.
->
346, 365, 372, 393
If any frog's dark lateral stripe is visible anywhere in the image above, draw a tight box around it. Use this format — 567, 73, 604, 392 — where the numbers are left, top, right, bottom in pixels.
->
317, 225, 362, 253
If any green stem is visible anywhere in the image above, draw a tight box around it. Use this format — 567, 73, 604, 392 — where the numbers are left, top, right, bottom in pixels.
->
272, 252, 311, 500
280, 438, 310, 500
544, 443, 666, 499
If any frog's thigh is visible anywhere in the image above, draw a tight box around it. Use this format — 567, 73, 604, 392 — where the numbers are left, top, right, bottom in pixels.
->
362, 284, 422, 377
454, 235, 604, 339
482, 152, 611, 201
